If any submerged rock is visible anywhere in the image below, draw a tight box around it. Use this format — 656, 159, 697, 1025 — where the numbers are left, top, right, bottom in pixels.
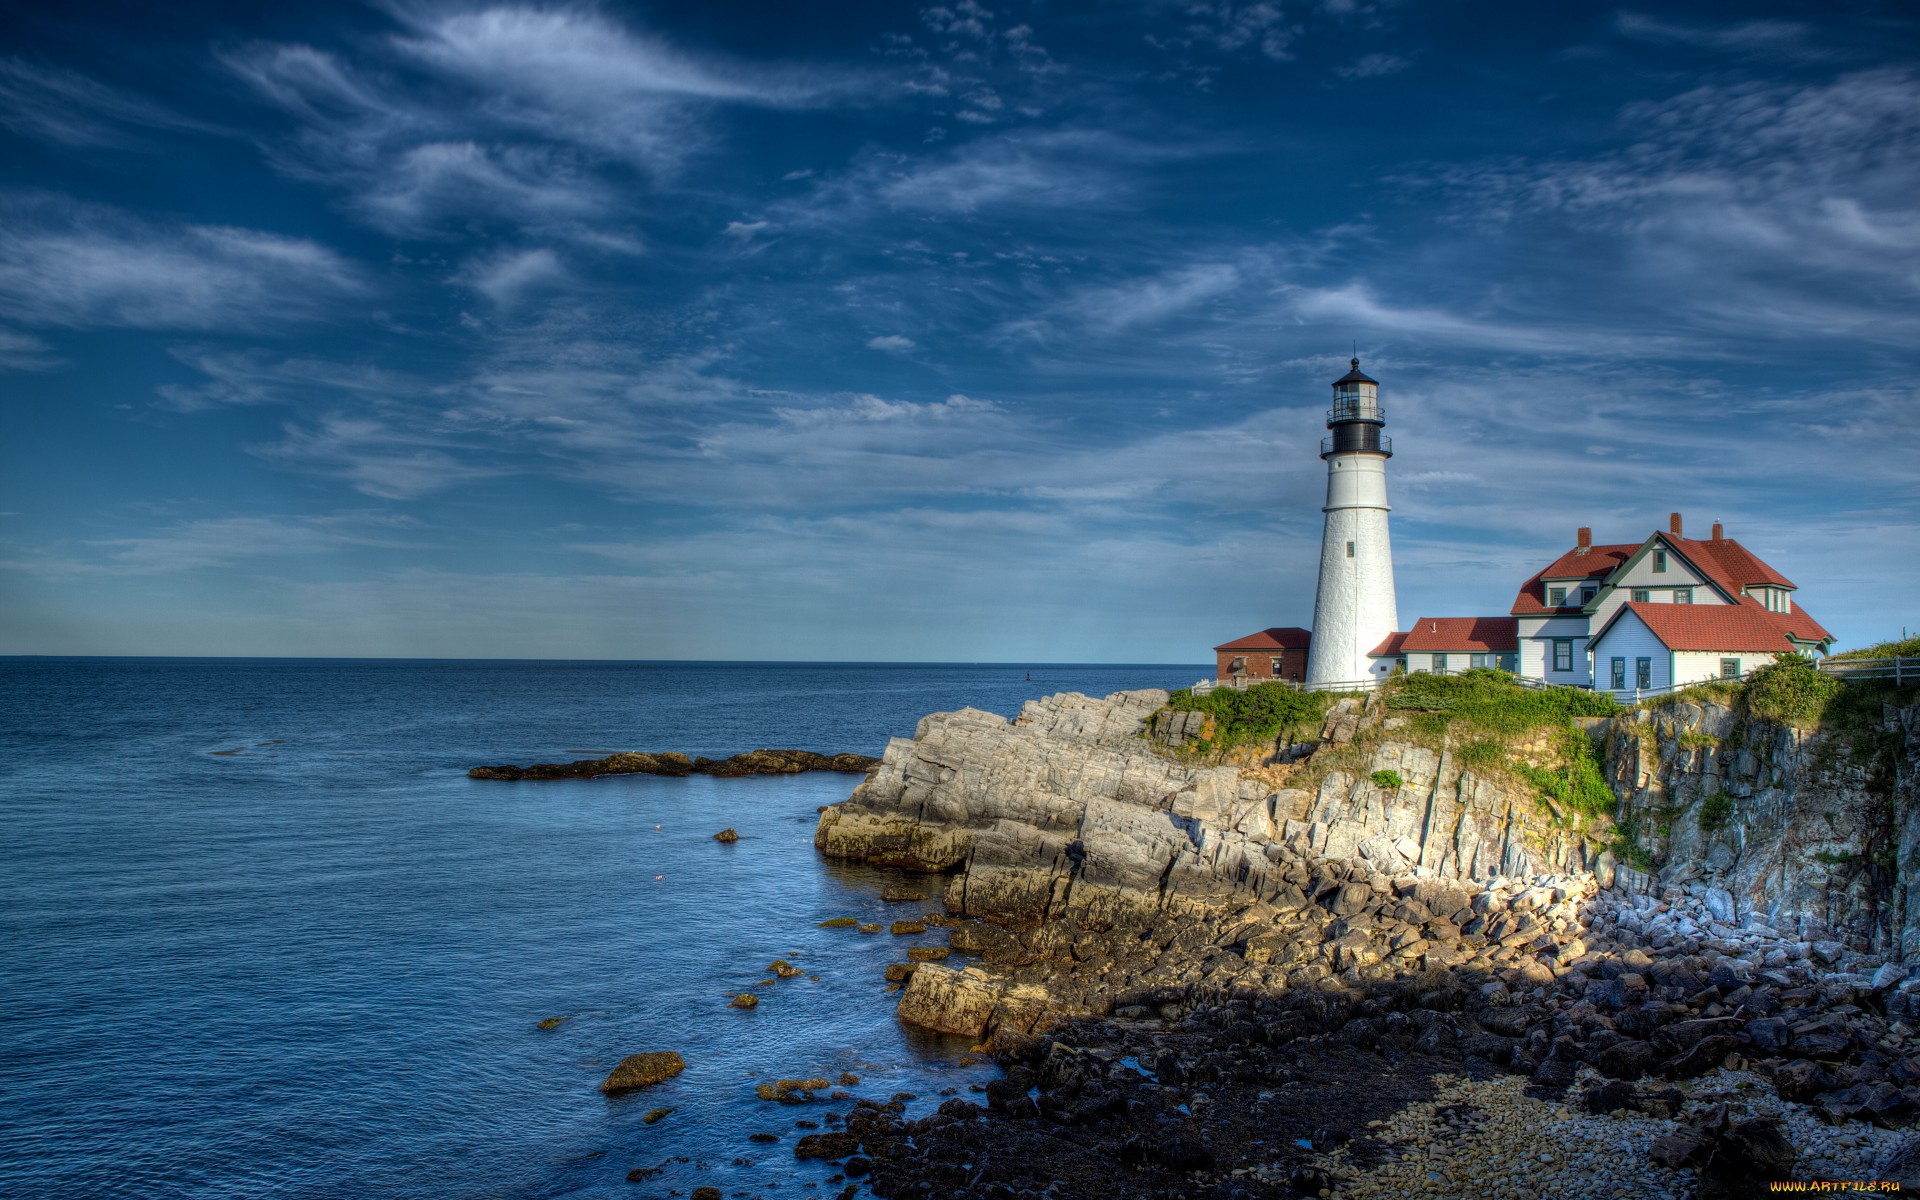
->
729, 993, 759, 1008
713, 827, 739, 843
600, 1051, 686, 1094
470, 748, 878, 782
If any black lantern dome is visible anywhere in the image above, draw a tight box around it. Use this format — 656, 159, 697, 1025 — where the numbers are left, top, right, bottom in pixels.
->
1322, 357, 1391, 459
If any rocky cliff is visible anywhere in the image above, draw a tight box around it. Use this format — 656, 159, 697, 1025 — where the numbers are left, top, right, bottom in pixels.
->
1606, 692, 1920, 957
810, 678, 1920, 1198
814, 687, 1600, 934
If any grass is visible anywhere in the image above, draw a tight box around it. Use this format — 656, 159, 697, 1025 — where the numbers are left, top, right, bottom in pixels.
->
1677, 729, 1720, 751
1162, 682, 1335, 755
1370, 769, 1403, 790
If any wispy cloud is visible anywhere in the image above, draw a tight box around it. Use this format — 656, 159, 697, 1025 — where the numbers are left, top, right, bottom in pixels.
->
0, 194, 365, 331
1612, 12, 1817, 57
0, 57, 220, 147
0, 327, 61, 371
866, 334, 916, 351
457, 246, 568, 307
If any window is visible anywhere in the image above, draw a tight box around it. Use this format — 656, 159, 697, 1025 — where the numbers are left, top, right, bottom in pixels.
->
1636, 657, 1652, 689
1548, 586, 1567, 607
1346, 540, 1355, 558
1631, 588, 1650, 603
1581, 586, 1597, 605
1720, 658, 1741, 679
1433, 652, 1449, 673
1674, 588, 1693, 604
1552, 639, 1573, 672
1653, 549, 1668, 573
1469, 652, 1489, 669
1271, 657, 1284, 675
1611, 657, 1626, 690
1228, 657, 1245, 674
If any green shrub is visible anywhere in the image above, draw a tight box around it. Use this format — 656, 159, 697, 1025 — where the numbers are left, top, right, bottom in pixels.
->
1516, 729, 1616, 820
1829, 635, 1920, 661
1455, 739, 1508, 771
1386, 669, 1619, 737
1698, 790, 1734, 833
1742, 654, 1842, 725
1163, 683, 1332, 753
1371, 769, 1404, 790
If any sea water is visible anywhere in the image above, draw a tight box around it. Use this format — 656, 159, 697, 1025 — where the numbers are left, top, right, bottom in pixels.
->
0, 659, 1202, 1199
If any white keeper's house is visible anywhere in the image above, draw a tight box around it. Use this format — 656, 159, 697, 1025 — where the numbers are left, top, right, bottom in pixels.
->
1367, 513, 1833, 696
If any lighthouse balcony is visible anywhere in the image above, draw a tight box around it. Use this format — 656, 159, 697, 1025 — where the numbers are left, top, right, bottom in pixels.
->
1327, 399, 1385, 424
1321, 432, 1392, 457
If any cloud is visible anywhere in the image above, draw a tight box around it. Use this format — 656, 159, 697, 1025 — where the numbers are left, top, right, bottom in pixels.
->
3, 513, 417, 577
457, 247, 568, 306
1420, 67, 1920, 346
0, 194, 366, 331
1337, 53, 1408, 79
724, 219, 770, 239
866, 334, 916, 351
251, 414, 505, 500
156, 348, 422, 411
1612, 12, 1816, 56
0, 57, 219, 147
0, 327, 61, 371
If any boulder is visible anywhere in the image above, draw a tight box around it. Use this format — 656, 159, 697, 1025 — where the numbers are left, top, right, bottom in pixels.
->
600, 1051, 687, 1094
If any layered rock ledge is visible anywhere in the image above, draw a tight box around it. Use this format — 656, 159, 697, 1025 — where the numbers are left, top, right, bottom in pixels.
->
469, 747, 877, 781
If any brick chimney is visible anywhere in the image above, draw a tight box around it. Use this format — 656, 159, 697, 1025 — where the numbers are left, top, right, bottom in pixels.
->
1577, 526, 1592, 550
1670, 512, 1683, 537
1711, 521, 1724, 542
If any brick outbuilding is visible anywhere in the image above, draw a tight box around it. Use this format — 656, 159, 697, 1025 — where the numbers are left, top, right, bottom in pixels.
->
1214, 627, 1312, 683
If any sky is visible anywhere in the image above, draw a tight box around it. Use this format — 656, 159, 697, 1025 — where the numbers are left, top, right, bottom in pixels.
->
0, 0, 1915, 661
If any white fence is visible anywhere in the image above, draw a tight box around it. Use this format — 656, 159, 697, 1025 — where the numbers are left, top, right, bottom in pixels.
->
1817, 656, 1919, 687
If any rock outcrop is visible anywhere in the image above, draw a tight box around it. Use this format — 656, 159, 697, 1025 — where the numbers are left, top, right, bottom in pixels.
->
814, 689, 1593, 934
470, 748, 878, 781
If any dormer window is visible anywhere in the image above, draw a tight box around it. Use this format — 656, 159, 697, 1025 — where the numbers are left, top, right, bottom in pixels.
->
1653, 549, 1668, 573
1548, 586, 1567, 607
1580, 585, 1597, 605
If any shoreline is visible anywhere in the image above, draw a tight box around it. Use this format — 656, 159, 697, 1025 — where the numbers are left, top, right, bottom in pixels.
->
796, 682, 1920, 1198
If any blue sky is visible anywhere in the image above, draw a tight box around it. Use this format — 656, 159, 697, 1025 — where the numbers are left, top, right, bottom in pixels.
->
1, 0, 1915, 660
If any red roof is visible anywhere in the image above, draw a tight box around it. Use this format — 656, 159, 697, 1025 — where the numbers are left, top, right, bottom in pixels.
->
1510, 529, 1817, 634
1400, 616, 1518, 653
1595, 602, 1806, 653
1368, 631, 1410, 656
1214, 626, 1312, 651
1510, 544, 1637, 614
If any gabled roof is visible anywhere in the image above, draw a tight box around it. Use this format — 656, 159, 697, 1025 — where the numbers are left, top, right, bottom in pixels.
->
1400, 616, 1519, 653
1215, 626, 1312, 651
1592, 602, 1807, 654
1368, 631, 1410, 657
1511, 544, 1637, 614
1676, 535, 1797, 591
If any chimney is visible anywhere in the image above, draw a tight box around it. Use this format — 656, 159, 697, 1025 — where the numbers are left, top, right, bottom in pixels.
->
1670, 512, 1683, 537
1576, 526, 1592, 550
1711, 521, 1724, 542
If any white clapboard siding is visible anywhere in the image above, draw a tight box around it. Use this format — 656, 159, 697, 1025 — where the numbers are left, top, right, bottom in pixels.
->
1589, 608, 1670, 695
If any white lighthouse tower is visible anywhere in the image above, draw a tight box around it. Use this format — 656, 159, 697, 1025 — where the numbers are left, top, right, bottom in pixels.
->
1305, 359, 1399, 689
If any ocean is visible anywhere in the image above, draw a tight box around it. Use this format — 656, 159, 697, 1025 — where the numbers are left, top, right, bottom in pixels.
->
0, 659, 1203, 1200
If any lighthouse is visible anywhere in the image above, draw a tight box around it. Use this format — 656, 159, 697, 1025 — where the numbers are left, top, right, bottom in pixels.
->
1304, 359, 1399, 689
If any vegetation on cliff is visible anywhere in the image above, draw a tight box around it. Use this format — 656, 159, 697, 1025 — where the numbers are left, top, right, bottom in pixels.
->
1161, 682, 1335, 755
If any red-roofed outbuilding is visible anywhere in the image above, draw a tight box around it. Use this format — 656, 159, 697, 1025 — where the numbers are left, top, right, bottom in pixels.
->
1214, 627, 1311, 683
